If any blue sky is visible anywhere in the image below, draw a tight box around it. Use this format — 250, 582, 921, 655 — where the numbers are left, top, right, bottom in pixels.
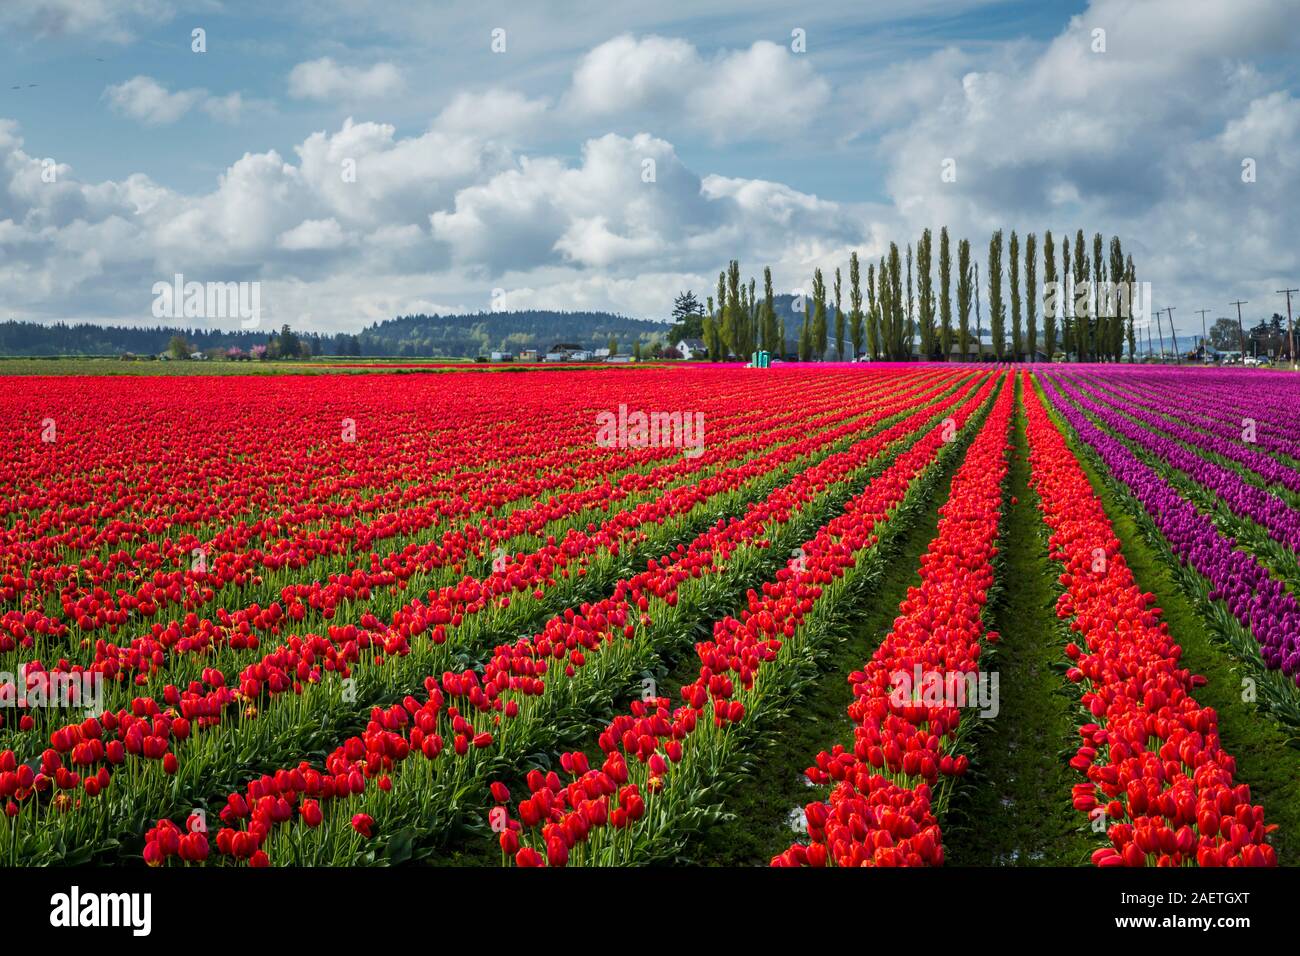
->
1, 0, 1296, 339
4, 1, 1082, 198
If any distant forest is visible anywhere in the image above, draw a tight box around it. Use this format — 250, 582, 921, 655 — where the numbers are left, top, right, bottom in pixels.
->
0, 310, 668, 358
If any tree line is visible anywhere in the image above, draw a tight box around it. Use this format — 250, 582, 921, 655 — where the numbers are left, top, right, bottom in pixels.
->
0, 310, 664, 359
694, 229, 1140, 362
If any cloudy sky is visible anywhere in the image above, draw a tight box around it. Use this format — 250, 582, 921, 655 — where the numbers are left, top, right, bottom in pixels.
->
1, 0, 1297, 339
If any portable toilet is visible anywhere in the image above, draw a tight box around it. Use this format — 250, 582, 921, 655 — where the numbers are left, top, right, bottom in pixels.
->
751, 349, 770, 368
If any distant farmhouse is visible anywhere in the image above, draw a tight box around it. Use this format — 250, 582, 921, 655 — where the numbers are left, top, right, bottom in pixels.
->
544, 342, 583, 361
543, 343, 596, 362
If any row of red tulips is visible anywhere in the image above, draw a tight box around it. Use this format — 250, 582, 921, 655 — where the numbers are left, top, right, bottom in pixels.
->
772, 374, 1014, 867
494, 376, 1005, 866
1023, 378, 1277, 867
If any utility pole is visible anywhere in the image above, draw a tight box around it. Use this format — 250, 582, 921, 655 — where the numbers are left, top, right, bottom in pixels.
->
1230, 299, 1248, 360
1155, 307, 1167, 361
1277, 288, 1298, 371
1145, 316, 1153, 361
1195, 308, 1211, 363
1167, 307, 1180, 364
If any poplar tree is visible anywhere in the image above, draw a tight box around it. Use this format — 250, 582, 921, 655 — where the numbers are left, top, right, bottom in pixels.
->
1043, 230, 1057, 360
1092, 232, 1104, 362
867, 262, 880, 360
905, 243, 915, 358
1125, 255, 1137, 361
939, 227, 953, 361
1061, 236, 1073, 359
1073, 229, 1088, 361
723, 260, 742, 358
917, 229, 936, 359
877, 257, 891, 359
849, 252, 865, 360
988, 230, 1005, 361
957, 239, 972, 361
1108, 236, 1125, 361
715, 272, 727, 359
1025, 232, 1038, 361
887, 244, 903, 359
1009, 230, 1022, 361
812, 268, 828, 360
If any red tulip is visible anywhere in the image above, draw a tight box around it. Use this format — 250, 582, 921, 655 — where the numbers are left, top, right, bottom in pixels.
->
300, 800, 323, 828
515, 847, 544, 867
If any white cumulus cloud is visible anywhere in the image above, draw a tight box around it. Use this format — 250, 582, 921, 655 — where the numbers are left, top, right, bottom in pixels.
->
288, 58, 405, 101
566, 35, 830, 142
104, 76, 247, 125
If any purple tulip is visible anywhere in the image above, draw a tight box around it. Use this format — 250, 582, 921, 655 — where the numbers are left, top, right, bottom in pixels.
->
1039, 372, 1300, 682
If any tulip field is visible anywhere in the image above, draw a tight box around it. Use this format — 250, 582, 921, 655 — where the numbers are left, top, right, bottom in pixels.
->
1, 364, 1297, 869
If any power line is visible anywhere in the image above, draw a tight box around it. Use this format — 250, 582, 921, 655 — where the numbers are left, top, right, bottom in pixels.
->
1230, 299, 1248, 357
1195, 308, 1211, 363
1277, 288, 1298, 371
